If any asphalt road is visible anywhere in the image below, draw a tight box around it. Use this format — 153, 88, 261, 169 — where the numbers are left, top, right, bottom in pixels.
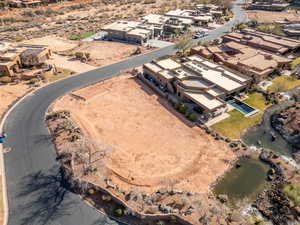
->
3, 1, 247, 225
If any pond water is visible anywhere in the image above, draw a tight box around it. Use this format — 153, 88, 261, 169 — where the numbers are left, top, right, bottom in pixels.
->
242, 125, 294, 156
242, 87, 300, 156
242, 100, 296, 156
213, 158, 269, 203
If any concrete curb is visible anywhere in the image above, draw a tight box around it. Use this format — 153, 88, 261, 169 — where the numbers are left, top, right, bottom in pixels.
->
0, 87, 39, 225
0, 134, 8, 225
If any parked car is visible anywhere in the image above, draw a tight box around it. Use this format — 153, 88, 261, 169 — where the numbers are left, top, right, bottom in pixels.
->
193, 33, 204, 39
0, 132, 7, 143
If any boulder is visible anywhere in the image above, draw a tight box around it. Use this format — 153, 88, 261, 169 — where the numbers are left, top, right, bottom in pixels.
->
217, 194, 228, 203
227, 212, 242, 222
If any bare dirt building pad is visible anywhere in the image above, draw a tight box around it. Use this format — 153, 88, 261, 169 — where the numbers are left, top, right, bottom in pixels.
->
53, 74, 236, 194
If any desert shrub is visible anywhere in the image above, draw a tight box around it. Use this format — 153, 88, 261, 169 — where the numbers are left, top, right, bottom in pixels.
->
178, 103, 188, 114
84, 52, 91, 60
45, 8, 55, 17
87, 188, 95, 195
34, 9, 45, 15
174, 102, 181, 110
249, 217, 266, 225
156, 221, 166, 225
283, 184, 300, 206
14, 35, 24, 42
144, 0, 156, 3
28, 78, 39, 84
0, 76, 12, 83
113, 208, 123, 216
47, 110, 70, 120
188, 112, 198, 122
75, 52, 84, 59
102, 194, 112, 201
169, 215, 177, 223
68, 3, 86, 10
22, 10, 35, 17
145, 206, 158, 214
70, 133, 81, 142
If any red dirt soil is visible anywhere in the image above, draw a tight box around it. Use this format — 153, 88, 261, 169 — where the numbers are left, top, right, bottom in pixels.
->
53, 74, 236, 194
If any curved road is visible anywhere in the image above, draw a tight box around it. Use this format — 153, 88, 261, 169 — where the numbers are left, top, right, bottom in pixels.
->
3, 2, 247, 225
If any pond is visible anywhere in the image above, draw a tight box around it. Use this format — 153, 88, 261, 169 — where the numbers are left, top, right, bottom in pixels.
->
242, 100, 296, 156
213, 158, 269, 204
242, 87, 300, 156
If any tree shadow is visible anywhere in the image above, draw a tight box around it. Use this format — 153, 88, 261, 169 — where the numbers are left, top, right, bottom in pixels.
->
33, 134, 54, 147
16, 166, 76, 225
91, 217, 121, 225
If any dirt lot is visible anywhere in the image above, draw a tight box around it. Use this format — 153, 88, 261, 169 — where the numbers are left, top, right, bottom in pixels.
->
47, 54, 96, 73
70, 41, 149, 67
53, 74, 236, 194
23, 35, 150, 69
246, 10, 300, 23
0, 0, 194, 42
22, 36, 79, 52
0, 83, 31, 119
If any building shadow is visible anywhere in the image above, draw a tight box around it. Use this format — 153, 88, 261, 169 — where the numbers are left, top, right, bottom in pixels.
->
33, 134, 54, 147
91, 217, 122, 225
16, 166, 76, 225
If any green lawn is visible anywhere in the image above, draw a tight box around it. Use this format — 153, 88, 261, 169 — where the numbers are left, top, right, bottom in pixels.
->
256, 23, 286, 36
291, 57, 300, 69
244, 93, 269, 111
69, 32, 95, 40
268, 75, 300, 92
283, 184, 300, 206
211, 93, 271, 139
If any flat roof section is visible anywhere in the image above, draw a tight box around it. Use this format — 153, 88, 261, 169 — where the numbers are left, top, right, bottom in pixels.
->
181, 78, 213, 89
174, 67, 200, 79
185, 92, 224, 110
156, 58, 182, 70
188, 55, 204, 62
184, 61, 244, 92
102, 21, 141, 32
142, 14, 168, 25
201, 60, 219, 69
223, 70, 250, 83
158, 70, 176, 80
127, 28, 152, 37
144, 62, 162, 73
206, 87, 224, 97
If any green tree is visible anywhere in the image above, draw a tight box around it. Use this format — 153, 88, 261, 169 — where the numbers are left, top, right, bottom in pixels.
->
75, 52, 84, 59
114, 208, 123, 217
157, 220, 166, 225
188, 113, 198, 122
84, 52, 91, 60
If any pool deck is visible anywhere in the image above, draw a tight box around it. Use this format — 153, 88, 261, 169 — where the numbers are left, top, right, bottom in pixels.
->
245, 109, 260, 117
228, 98, 259, 117
206, 112, 230, 127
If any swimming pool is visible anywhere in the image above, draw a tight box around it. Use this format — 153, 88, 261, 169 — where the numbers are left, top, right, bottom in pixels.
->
227, 97, 256, 115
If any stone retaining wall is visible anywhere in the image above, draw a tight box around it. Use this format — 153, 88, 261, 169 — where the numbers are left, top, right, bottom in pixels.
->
61, 166, 194, 225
